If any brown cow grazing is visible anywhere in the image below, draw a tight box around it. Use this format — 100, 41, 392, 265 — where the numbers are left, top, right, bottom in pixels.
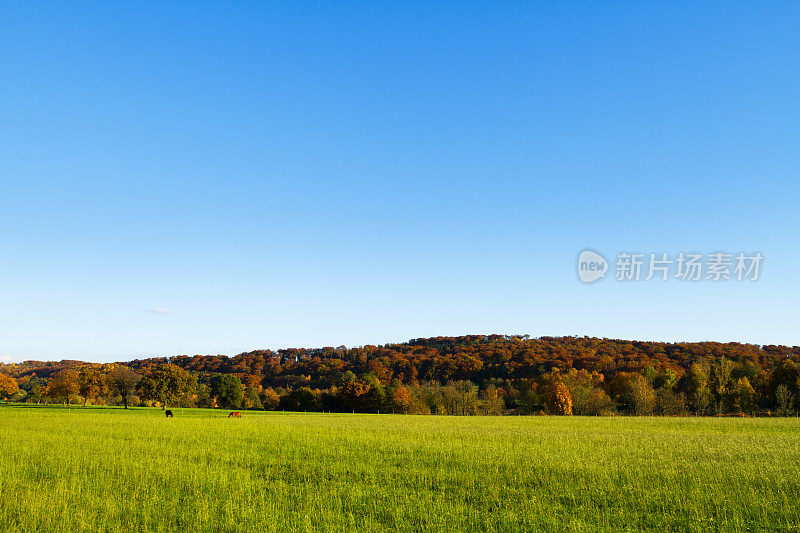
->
228, 411, 241, 418
165, 410, 174, 418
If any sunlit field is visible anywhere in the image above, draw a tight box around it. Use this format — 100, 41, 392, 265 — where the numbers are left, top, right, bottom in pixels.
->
1, 406, 799, 532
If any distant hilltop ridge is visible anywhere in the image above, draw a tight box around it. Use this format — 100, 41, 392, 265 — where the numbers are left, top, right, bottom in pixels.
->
4, 335, 798, 378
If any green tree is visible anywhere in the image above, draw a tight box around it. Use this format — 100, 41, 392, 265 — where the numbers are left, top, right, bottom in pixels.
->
775, 384, 794, 416
441, 380, 479, 415
727, 377, 756, 414
513, 379, 541, 414
685, 363, 711, 415
21, 377, 47, 404
361, 373, 386, 412
209, 374, 244, 409
653, 369, 678, 391
563, 370, 614, 416
339, 370, 357, 385
194, 382, 214, 408
642, 365, 658, 385
610, 373, 655, 415
479, 384, 505, 415
243, 386, 263, 410
107, 366, 141, 409
571, 386, 614, 416
281, 387, 319, 411
710, 358, 734, 414
629, 375, 656, 415
416, 381, 446, 414
138, 363, 196, 410
655, 389, 687, 416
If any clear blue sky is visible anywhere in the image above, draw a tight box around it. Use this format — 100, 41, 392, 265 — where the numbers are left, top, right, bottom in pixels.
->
1, 2, 798, 362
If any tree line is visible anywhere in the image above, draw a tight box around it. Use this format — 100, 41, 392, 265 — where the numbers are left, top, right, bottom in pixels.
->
1, 335, 799, 416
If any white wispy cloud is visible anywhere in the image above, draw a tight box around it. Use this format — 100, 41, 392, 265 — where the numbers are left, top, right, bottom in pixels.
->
0, 355, 13, 364
146, 308, 175, 315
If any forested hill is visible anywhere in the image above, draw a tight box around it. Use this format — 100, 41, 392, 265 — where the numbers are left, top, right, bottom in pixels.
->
4, 336, 800, 417
8, 335, 800, 386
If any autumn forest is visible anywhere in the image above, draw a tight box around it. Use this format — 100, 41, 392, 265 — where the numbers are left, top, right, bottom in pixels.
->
2, 336, 799, 417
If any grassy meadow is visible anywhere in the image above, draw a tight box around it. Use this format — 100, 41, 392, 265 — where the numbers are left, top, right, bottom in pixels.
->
1, 406, 799, 532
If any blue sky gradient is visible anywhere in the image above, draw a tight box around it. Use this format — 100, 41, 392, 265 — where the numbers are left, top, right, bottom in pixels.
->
1, 2, 798, 362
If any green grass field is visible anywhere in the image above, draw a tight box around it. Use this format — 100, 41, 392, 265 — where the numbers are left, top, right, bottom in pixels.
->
1, 407, 798, 532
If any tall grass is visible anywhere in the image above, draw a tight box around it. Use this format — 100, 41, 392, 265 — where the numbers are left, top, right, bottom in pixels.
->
1, 407, 799, 532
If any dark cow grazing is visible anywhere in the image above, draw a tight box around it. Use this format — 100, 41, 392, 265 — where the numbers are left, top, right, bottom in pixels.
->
165, 410, 173, 418
228, 411, 241, 418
